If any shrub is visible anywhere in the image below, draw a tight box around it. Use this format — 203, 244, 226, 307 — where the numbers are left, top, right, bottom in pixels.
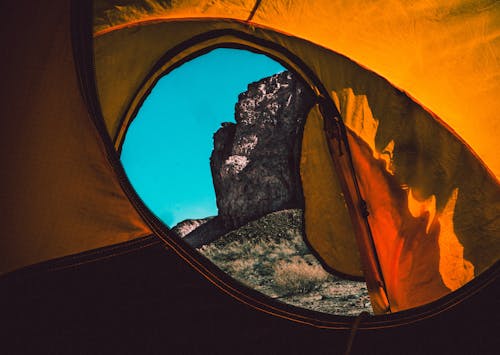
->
273, 256, 329, 294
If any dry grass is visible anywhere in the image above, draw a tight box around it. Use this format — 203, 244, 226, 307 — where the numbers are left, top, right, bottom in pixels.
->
273, 256, 329, 294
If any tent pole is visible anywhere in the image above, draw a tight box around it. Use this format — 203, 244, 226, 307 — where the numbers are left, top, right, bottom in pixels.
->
319, 97, 391, 315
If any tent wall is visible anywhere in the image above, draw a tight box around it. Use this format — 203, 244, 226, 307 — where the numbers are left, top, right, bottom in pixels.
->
341, 98, 498, 311
0, 0, 496, 314
0, 0, 151, 275
0, 2, 497, 351
94, 0, 500, 179
94, 19, 499, 312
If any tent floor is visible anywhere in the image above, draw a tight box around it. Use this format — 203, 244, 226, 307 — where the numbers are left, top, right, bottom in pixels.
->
0, 238, 498, 354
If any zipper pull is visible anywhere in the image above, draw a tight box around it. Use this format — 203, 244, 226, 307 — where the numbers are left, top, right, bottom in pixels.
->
360, 199, 370, 217
324, 115, 344, 156
318, 96, 344, 156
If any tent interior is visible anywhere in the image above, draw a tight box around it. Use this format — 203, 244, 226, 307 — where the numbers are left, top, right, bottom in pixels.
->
0, 0, 498, 353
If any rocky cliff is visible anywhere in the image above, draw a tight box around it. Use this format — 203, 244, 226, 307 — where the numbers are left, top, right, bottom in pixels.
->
210, 70, 315, 229
180, 70, 315, 247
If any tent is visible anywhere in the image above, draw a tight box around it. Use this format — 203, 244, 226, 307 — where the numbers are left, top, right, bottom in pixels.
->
0, 0, 498, 353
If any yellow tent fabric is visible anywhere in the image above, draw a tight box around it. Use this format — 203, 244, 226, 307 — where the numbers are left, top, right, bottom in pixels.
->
300, 106, 363, 278
92, 2, 499, 313
94, 0, 500, 179
0, 0, 152, 275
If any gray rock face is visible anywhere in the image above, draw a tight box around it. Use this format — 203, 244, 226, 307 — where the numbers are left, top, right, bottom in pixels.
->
210, 71, 315, 229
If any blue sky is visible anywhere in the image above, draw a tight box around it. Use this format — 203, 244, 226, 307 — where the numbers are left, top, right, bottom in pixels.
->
121, 48, 285, 227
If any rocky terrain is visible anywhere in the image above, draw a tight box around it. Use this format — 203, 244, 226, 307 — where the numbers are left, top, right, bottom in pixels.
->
198, 209, 372, 316
171, 217, 213, 238
173, 71, 372, 315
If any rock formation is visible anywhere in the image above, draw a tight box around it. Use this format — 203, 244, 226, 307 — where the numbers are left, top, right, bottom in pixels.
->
179, 70, 315, 247
172, 217, 213, 238
210, 71, 315, 229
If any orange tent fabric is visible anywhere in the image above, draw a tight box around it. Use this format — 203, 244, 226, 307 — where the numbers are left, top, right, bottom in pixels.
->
0, 0, 151, 274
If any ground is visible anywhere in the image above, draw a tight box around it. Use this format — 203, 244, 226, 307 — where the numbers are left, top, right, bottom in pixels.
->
197, 209, 373, 316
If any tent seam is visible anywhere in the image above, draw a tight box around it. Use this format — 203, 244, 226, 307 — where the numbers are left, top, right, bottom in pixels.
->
246, 0, 262, 22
